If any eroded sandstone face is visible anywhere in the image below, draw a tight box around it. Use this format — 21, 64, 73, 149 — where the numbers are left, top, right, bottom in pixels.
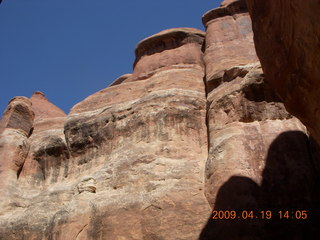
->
245, 0, 320, 144
0, 97, 34, 136
202, 0, 258, 91
200, 2, 320, 238
1, 1, 320, 239
17, 92, 68, 185
60, 27, 209, 239
201, 64, 320, 239
0, 28, 211, 240
130, 28, 205, 82
0, 97, 34, 209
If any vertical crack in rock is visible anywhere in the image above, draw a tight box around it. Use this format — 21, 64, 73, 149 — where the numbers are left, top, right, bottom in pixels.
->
75, 224, 88, 240
204, 76, 211, 154
200, 31, 211, 155
16, 140, 30, 179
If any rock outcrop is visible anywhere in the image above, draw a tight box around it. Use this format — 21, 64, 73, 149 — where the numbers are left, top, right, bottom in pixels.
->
0, 1, 319, 239
30, 91, 66, 120
51, 27, 210, 239
0, 28, 211, 240
202, 0, 257, 91
18, 91, 67, 185
245, 0, 320, 144
0, 97, 34, 209
202, 63, 320, 239
200, 2, 320, 238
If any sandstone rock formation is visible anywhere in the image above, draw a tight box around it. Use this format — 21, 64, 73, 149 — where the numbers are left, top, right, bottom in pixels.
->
202, 0, 257, 91
30, 91, 66, 120
245, 0, 320, 144
200, 2, 320, 238
201, 63, 320, 239
0, 97, 34, 210
0, 1, 319, 239
19, 91, 67, 185
54, 27, 210, 239
0, 28, 211, 240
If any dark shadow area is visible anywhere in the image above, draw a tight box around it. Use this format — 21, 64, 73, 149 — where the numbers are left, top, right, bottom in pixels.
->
200, 131, 320, 240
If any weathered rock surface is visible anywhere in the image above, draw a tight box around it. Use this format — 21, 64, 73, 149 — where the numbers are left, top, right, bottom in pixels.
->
0, 1, 320, 239
205, 63, 293, 205
0, 28, 211, 240
201, 63, 320, 239
0, 97, 34, 136
246, 0, 320, 144
61, 27, 209, 239
15, 92, 68, 185
109, 73, 132, 87
0, 97, 34, 209
202, 0, 258, 91
30, 91, 66, 121
200, 2, 320, 237
129, 28, 205, 82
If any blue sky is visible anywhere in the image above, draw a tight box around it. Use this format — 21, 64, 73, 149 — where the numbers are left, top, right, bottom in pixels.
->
0, 0, 220, 115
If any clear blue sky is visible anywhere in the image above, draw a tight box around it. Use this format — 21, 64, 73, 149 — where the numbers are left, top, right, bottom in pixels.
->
0, 0, 220, 115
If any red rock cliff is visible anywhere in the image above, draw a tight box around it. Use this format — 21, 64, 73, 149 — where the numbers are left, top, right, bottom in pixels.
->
246, 0, 320, 144
0, 1, 320, 239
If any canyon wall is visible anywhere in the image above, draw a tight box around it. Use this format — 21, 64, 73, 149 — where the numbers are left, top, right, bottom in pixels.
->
0, 0, 319, 239
201, 1, 320, 238
246, 0, 320, 144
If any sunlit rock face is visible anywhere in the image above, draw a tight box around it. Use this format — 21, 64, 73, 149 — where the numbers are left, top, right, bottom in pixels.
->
0, 1, 320, 239
202, 0, 258, 92
60, 27, 210, 239
0, 28, 211, 240
246, 0, 320, 145
0, 97, 34, 210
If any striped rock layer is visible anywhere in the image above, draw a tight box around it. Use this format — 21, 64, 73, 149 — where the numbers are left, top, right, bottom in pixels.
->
0, 1, 319, 239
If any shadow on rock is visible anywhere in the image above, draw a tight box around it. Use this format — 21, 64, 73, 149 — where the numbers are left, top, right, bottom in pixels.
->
200, 131, 320, 240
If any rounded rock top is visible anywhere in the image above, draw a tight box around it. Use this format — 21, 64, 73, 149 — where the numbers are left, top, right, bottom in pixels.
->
134, 28, 205, 68
202, 0, 247, 27
135, 28, 205, 54
8, 96, 32, 107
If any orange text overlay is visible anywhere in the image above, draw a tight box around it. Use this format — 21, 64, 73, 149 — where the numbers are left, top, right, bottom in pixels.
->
212, 210, 308, 220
